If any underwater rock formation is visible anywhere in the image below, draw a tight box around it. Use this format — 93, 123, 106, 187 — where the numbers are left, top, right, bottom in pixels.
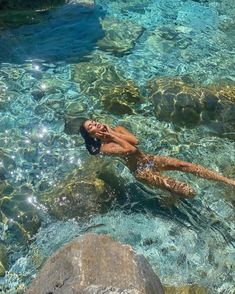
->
0, 149, 16, 180
0, 244, 8, 277
72, 62, 143, 114
0, 9, 47, 28
164, 285, 208, 294
0, 0, 65, 10
40, 159, 117, 220
101, 81, 142, 115
0, 81, 19, 110
0, 1, 94, 28
97, 159, 132, 199
0, 0, 66, 28
72, 62, 121, 95
26, 233, 164, 294
97, 18, 144, 55
148, 77, 235, 138
146, 25, 193, 52
0, 150, 41, 242
64, 101, 87, 134
70, 0, 94, 6
0, 2, 104, 63
0, 188, 42, 242
38, 78, 71, 95
0, 81, 9, 109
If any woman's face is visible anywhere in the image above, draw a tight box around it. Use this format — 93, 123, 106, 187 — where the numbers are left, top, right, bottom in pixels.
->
84, 120, 107, 137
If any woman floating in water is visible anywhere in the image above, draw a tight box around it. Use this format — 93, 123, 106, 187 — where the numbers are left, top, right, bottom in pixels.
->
80, 119, 235, 199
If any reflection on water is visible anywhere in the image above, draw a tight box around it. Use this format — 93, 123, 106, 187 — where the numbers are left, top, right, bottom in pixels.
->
0, 0, 234, 293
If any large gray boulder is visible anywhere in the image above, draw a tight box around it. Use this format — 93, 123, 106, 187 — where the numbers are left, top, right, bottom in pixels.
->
27, 233, 164, 294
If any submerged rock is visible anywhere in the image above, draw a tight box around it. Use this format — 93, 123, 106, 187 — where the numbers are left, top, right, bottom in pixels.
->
0, 180, 14, 197
148, 77, 235, 138
145, 25, 193, 56
31, 88, 45, 101
64, 101, 87, 134
38, 78, 70, 95
0, 163, 41, 242
97, 159, 133, 201
0, 191, 42, 241
70, 0, 94, 5
0, 148, 16, 180
40, 159, 116, 220
148, 77, 202, 125
0, 81, 17, 109
0, 243, 8, 277
0, 0, 65, 10
0, 81, 7, 108
0, 9, 46, 28
65, 101, 87, 117
72, 61, 143, 114
73, 62, 121, 95
64, 115, 87, 135
164, 285, 208, 294
0, 66, 25, 80
26, 233, 164, 294
101, 81, 142, 115
0, 3, 104, 63
97, 18, 144, 55
0, 0, 66, 29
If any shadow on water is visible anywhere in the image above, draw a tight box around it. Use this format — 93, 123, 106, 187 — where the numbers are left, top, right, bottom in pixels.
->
96, 160, 234, 247
119, 182, 201, 228
110, 181, 235, 247
0, 3, 105, 63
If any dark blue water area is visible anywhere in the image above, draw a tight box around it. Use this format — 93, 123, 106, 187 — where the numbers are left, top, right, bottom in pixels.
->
0, 3, 105, 63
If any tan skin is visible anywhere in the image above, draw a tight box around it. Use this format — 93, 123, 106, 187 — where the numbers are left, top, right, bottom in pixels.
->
84, 120, 235, 199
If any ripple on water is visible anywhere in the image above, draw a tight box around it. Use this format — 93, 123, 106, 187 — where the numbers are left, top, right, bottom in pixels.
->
0, 0, 234, 293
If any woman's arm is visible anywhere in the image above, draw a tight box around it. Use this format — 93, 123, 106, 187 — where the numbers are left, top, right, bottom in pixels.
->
100, 132, 137, 155
111, 126, 139, 146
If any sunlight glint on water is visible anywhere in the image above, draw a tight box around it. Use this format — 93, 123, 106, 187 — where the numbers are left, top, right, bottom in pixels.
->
0, 0, 234, 293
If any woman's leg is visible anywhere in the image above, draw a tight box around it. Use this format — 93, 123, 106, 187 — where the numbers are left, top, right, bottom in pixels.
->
152, 156, 235, 186
135, 168, 196, 199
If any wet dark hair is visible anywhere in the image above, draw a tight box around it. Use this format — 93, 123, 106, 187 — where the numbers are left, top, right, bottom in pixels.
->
79, 119, 101, 155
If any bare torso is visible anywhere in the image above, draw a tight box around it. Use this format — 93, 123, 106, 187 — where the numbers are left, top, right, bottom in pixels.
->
122, 149, 181, 174
122, 149, 155, 173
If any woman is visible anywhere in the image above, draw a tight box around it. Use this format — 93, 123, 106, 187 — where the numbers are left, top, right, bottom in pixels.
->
80, 119, 235, 199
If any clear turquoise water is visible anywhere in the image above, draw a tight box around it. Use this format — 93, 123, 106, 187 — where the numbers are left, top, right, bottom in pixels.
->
0, 0, 234, 293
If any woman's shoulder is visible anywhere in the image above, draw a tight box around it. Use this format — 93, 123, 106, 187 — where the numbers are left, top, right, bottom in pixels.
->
113, 125, 124, 131
113, 125, 129, 133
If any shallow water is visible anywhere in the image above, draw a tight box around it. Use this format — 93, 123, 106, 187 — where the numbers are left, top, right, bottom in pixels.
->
0, 0, 234, 293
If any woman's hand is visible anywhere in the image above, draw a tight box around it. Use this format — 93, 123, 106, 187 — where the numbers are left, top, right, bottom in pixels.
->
112, 126, 139, 146
102, 124, 113, 134
96, 129, 113, 141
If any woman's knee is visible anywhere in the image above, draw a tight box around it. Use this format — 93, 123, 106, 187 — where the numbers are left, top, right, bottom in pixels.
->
164, 178, 196, 198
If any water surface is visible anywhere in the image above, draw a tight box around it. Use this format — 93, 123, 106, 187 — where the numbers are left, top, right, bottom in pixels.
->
0, 0, 234, 293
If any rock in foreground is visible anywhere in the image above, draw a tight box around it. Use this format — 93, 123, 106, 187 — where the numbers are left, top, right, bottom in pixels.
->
27, 233, 164, 294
